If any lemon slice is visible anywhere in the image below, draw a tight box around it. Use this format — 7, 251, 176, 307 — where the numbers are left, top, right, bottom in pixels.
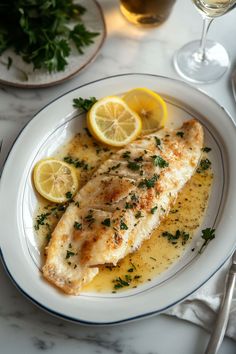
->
123, 87, 167, 134
33, 158, 78, 203
87, 96, 142, 147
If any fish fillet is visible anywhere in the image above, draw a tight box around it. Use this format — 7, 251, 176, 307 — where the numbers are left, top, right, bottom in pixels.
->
43, 119, 204, 295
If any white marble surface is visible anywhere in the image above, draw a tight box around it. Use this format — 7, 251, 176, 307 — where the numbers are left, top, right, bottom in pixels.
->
0, 0, 236, 353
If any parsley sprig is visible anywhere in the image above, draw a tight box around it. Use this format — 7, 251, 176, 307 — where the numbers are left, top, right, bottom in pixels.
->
0, 1, 99, 73
199, 228, 215, 253
73, 97, 97, 112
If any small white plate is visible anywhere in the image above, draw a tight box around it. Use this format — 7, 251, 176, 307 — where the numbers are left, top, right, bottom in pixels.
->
0, 0, 106, 88
0, 74, 236, 325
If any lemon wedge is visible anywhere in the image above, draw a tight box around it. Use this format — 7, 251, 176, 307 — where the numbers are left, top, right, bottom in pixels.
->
87, 96, 142, 147
33, 158, 78, 203
123, 87, 167, 134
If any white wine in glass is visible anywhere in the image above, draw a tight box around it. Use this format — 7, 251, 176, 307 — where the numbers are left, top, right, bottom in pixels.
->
173, 0, 236, 83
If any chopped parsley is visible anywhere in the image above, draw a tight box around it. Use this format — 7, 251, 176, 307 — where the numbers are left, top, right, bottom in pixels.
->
34, 212, 50, 230
125, 202, 134, 209
107, 163, 121, 172
127, 262, 136, 272
202, 147, 212, 153
131, 194, 139, 202
66, 250, 76, 259
134, 155, 143, 162
64, 156, 89, 170
127, 161, 141, 171
138, 174, 159, 189
151, 155, 169, 168
176, 131, 184, 138
150, 206, 158, 214
122, 151, 131, 159
162, 230, 190, 245
65, 191, 73, 199
199, 228, 215, 253
197, 158, 212, 173
120, 220, 128, 230
154, 137, 162, 148
101, 218, 111, 227
74, 221, 82, 230
135, 211, 143, 219
73, 97, 97, 112
84, 211, 95, 226
113, 276, 130, 289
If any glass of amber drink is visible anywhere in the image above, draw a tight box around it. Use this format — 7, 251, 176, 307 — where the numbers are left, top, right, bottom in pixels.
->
120, 0, 176, 27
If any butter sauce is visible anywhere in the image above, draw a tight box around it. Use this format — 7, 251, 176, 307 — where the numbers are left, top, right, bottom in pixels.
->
34, 131, 213, 293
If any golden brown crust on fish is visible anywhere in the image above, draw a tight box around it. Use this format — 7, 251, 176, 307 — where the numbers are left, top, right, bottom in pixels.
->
43, 119, 204, 295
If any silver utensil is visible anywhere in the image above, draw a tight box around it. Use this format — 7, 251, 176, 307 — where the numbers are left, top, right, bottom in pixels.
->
204, 249, 236, 354
232, 70, 236, 101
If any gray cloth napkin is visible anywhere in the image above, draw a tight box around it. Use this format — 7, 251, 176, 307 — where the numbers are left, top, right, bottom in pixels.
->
166, 259, 236, 341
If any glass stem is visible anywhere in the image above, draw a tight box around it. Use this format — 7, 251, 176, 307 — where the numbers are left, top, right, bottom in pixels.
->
198, 16, 213, 61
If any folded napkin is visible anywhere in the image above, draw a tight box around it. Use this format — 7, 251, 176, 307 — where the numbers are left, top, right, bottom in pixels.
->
166, 259, 236, 341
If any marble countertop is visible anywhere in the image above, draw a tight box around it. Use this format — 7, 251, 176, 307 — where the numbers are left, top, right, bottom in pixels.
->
0, 1, 236, 353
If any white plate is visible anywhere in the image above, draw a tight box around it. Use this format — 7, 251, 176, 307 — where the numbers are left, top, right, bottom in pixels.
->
0, 74, 236, 325
0, 0, 106, 88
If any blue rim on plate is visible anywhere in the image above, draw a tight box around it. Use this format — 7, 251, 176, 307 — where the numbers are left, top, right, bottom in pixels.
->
0, 73, 236, 325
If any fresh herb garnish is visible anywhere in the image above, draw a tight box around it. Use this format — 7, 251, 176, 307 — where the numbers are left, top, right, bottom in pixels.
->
73, 97, 97, 112
199, 228, 215, 253
162, 230, 190, 245
74, 221, 82, 230
176, 131, 184, 138
107, 163, 121, 173
150, 256, 157, 261
197, 158, 212, 173
151, 155, 169, 168
127, 262, 137, 272
202, 147, 212, 153
150, 206, 158, 214
101, 218, 111, 227
131, 194, 138, 202
127, 161, 140, 171
120, 220, 128, 230
65, 191, 73, 199
154, 137, 161, 148
84, 211, 95, 226
125, 202, 134, 209
0, 1, 99, 73
135, 211, 143, 219
113, 276, 130, 289
66, 250, 76, 259
122, 151, 131, 159
34, 212, 51, 230
64, 156, 89, 170
134, 156, 143, 162
138, 174, 159, 189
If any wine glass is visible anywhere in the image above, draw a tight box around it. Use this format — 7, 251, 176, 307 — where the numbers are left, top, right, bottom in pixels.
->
173, 0, 236, 84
